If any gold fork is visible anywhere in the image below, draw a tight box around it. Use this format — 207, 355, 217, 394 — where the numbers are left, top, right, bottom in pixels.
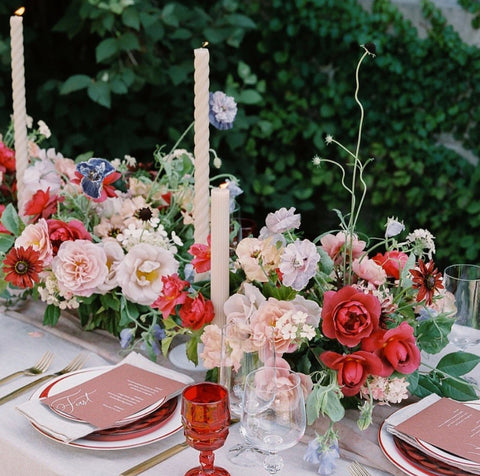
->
0, 353, 88, 405
347, 461, 373, 476
0, 351, 55, 385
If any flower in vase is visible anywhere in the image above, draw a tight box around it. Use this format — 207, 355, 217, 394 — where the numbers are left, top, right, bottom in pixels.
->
15, 218, 53, 266
24, 188, 64, 222
410, 259, 444, 306
75, 157, 118, 200
151, 274, 189, 319
372, 250, 408, 280
320, 231, 366, 265
47, 219, 92, 255
179, 293, 214, 330
188, 236, 211, 273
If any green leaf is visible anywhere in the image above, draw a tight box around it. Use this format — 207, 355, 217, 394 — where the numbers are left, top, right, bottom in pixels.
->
416, 316, 453, 354
436, 351, 480, 377
0, 233, 14, 252
100, 292, 120, 312
122, 7, 140, 30
237, 89, 262, 105
60, 74, 92, 95
117, 32, 140, 52
1, 203, 20, 235
224, 14, 256, 29
95, 38, 118, 63
412, 374, 443, 398
440, 377, 478, 401
43, 304, 61, 327
186, 333, 200, 366
87, 81, 111, 108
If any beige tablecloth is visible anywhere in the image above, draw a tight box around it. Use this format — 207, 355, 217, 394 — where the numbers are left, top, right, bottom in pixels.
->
0, 300, 408, 475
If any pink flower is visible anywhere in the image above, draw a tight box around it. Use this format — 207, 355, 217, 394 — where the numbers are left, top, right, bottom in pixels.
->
178, 293, 214, 330
321, 286, 381, 347
52, 240, 108, 297
116, 243, 179, 305
236, 237, 282, 282
96, 239, 125, 293
250, 298, 302, 353
279, 239, 320, 290
47, 219, 92, 255
188, 235, 211, 273
265, 207, 301, 233
199, 324, 222, 369
151, 274, 189, 318
15, 218, 53, 266
320, 231, 366, 265
352, 258, 387, 286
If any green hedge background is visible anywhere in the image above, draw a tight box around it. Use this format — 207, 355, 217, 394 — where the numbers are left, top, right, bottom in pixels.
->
0, 0, 479, 269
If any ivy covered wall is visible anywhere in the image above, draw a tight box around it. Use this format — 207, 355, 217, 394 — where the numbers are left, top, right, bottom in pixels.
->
0, 0, 478, 268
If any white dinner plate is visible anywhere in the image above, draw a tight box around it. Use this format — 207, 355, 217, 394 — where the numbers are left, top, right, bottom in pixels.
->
378, 420, 430, 476
28, 365, 191, 450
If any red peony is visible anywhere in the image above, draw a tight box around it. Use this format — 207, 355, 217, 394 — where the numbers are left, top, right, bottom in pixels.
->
24, 188, 64, 221
361, 321, 421, 377
188, 235, 211, 273
320, 350, 384, 396
47, 219, 92, 255
372, 250, 408, 280
178, 293, 214, 330
152, 274, 189, 319
0, 142, 15, 173
321, 285, 381, 347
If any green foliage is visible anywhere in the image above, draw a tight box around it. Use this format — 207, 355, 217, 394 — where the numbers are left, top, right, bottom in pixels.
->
0, 0, 479, 268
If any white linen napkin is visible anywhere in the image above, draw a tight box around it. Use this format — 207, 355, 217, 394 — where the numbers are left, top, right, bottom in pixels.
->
16, 352, 193, 443
385, 393, 480, 474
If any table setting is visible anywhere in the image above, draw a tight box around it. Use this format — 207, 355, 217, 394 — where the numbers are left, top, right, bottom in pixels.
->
1, 7, 480, 476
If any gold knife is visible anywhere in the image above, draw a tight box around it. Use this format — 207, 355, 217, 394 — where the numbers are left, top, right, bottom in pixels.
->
120, 441, 189, 476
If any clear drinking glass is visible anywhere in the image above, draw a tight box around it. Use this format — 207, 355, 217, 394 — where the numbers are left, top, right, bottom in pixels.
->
219, 321, 274, 466
240, 366, 306, 475
444, 264, 480, 350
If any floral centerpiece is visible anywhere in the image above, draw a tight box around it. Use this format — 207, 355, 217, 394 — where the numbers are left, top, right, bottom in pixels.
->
200, 44, 480, 475
0, 91, 241, 363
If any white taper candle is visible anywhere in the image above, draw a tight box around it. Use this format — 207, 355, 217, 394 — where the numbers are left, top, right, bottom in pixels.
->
10, 8, 28, 216
210, 186, 230, 326
193, 47, 210, 248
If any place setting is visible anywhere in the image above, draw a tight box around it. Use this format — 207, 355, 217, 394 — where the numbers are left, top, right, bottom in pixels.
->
13, 352, 193, 451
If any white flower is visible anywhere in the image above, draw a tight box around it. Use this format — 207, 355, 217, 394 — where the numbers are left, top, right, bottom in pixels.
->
312, 155, 321, 166
385, 216, 405, 238
116, 243, 179, 305
124, 154, 136, 167
37, 120, 51, 138
325, 134, 333, 144
265, 207, 301, 233
26, 115, 33, 128
96, 239, 125, 294
406, 228, 436, 259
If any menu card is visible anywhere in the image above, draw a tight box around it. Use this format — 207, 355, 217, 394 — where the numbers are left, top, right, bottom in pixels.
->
395, 397, 480, 464
40, 363, 186, 429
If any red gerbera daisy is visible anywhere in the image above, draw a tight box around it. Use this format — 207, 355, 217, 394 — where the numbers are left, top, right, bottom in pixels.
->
3, 246, 43, 289
410, 259, 444, 306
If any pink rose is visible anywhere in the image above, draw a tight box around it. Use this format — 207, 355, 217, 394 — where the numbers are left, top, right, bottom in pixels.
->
320, 231, 366, 265
321, 350, 384, 396
15, 218, 53, 266
52, 240, 108, 297
361, 322, 421, 376
152, 273, 189, 319
352, 258, 387, 286
321, 286, 381, 347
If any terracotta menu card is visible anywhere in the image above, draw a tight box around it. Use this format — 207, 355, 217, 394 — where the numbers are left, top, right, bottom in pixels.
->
40, 363, 186, 429
395, 397, 480, 464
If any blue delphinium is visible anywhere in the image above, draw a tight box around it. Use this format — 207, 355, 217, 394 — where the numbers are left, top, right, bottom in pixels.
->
304, 431, 340, 475
209, 91, 237, 130
119, 328, 135, 348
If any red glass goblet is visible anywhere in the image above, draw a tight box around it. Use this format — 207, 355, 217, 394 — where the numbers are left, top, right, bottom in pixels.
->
181, 382, 231, 476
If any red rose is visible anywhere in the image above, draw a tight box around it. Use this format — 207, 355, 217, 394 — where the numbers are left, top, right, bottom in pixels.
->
321, 286, 381, 347
372, 250, 408, 279
152, 274, 189, 319
178, 293, 214, 330
0, 142, 15, 173
361, 321, 421, 376
320, 350, 384, 396
47, 219, 92, 255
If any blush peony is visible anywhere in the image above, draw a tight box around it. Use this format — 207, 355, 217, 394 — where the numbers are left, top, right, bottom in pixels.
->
116, 243, 179, 306
321, 286, 381, 347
